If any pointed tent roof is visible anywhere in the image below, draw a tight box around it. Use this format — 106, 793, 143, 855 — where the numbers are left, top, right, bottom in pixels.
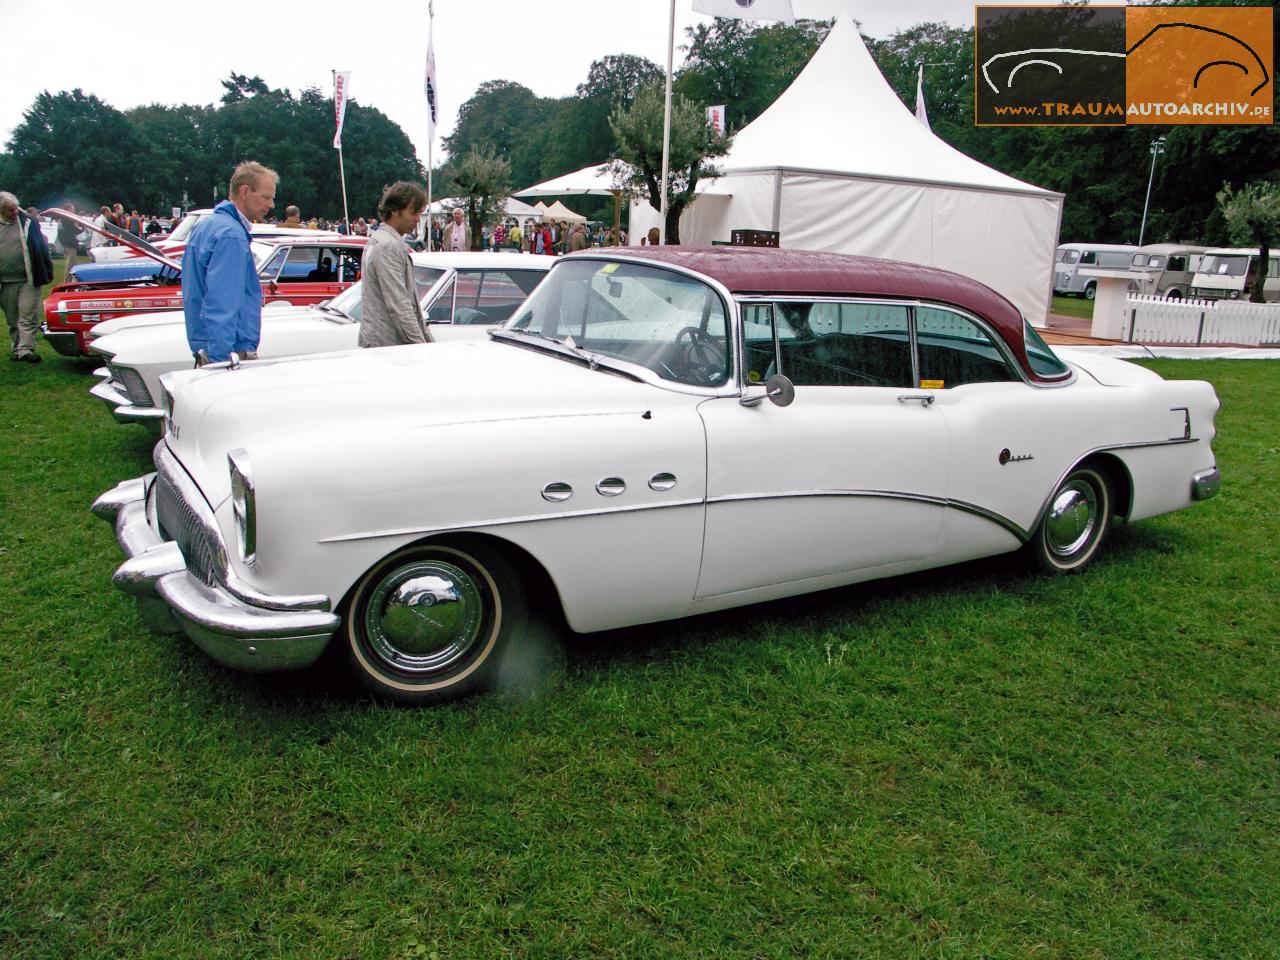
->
717, 18, 1055, 197
543, 200, 587, 222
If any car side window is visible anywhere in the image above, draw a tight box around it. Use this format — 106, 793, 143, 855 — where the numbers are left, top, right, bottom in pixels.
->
426, 278, 457, 324
766, 301, 913, 388
258, 248, 288, 281
451, 270, 539, 325
279, 246, 324, 282
915, 306, 1016, 388
1167, 255, 1186, 272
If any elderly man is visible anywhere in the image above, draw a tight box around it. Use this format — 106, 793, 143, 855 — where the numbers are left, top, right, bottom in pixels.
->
443, 207, 470, 252
0, 191, 54, 363
182, 161, 278, 364
359, 181, 430, 348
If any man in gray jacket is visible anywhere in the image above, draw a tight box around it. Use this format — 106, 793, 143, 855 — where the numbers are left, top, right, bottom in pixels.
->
358, 181, 430, 348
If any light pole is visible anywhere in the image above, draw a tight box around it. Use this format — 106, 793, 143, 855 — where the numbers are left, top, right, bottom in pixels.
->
1138, 136, 1167, 246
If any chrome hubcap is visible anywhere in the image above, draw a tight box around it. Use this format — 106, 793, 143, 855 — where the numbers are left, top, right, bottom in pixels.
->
363, 561, 485, 676
1045, 481, 1097, 556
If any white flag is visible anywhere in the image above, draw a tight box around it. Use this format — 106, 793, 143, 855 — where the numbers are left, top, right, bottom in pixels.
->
333, 71, 351, 149
915, 65, 930, 129
692, 0, 795, 24
706, 104, 726, 137
425, 32, 439, 138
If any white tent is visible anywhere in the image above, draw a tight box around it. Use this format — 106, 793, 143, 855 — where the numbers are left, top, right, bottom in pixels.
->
629, 17, 1063, 325
542, 200, 588, 223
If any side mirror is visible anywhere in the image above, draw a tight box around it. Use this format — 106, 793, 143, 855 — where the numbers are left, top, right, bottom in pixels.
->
739, 374, 795, 408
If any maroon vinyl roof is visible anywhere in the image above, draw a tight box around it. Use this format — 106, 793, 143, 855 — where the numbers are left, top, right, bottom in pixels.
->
570, 246, 1050, 382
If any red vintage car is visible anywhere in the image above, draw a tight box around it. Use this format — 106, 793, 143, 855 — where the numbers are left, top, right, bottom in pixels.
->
41, 208, 366, 356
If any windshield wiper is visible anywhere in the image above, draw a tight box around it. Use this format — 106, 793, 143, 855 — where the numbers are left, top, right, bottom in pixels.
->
490, 328, 640, 380
315, 302, 352, 322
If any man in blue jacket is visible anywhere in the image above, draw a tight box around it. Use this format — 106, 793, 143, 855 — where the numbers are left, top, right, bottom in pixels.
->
182, 161, 278, 364
0, 191, 54, 363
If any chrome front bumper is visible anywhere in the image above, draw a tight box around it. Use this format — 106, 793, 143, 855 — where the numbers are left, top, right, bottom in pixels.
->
88, 377, 165, 429
93, 471, 340, 672
41, 324, 82, 356
1191, 467, 1222, 501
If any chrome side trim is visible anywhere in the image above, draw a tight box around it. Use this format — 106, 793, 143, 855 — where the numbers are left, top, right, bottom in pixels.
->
318, 497, 706, 544
707, 488, 1030, 541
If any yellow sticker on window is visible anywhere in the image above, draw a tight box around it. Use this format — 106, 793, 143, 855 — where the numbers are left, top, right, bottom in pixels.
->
920, 379, 944, 390
748, 370, 761, 383
599, 263, 620, 274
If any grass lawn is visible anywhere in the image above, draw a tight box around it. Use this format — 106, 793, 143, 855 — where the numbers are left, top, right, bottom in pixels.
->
1, 330, 1277, 957
1051, 294, 1094, 320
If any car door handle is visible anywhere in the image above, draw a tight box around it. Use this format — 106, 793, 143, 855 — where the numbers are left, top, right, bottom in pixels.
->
897, 394, 935, 406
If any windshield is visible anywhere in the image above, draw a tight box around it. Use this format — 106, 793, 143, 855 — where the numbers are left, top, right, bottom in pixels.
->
165, 212, 206, 244
1201, 255, 1249, 277
319, 266, 446, 324
1056, 249, 1080, 264
1131, 254, 1165, 269
506, 259, 731, 387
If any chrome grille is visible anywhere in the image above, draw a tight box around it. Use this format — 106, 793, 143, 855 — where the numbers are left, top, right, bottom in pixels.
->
108, 364, 154, 407
155, 470, 224, 587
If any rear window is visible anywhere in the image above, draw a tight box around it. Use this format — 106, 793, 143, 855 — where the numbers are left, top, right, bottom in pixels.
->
1023, 321, 1069, 378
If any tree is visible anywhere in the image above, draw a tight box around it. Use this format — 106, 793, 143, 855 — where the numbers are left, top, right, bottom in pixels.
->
1217, 182, 1280, 302
452, 147, 511, 251
676, 19, 830, 132
610, 84, 730, 244
5, 90, 142, 207
444, 81, 561, 192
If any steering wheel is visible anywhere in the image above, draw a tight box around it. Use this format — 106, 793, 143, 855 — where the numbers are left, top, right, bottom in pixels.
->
670, 326, 727, 386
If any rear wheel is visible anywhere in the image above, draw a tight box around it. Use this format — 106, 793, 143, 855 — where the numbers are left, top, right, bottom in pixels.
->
342, 539, 528, 705
1165, 289, 1183, 301
1083, 282, 1097, 301
1029, 465, 1113, 575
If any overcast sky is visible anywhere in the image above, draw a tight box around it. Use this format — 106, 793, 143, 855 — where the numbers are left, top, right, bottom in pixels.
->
2, 0, 1068, 179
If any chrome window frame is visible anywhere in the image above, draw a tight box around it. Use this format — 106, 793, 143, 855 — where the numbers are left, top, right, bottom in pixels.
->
732, 295, 1075, 391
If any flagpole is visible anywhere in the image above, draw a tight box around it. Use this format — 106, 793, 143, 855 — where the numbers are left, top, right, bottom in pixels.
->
333, 70, 351, 233
426, 0, 436, 250
659, 0, 675, 245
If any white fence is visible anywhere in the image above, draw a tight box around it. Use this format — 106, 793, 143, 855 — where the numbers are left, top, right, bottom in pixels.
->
1124, 295, 1280, 346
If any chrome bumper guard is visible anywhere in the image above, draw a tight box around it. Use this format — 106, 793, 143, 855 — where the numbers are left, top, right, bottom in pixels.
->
1191, 467, 1222, 501
41, 325, 82, 356
88, 378, 165, 427
93, 467, 340, 672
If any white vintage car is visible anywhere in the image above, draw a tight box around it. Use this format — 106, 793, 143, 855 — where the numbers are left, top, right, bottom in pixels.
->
87, 251, 551, 429
93, 248, 1222, 705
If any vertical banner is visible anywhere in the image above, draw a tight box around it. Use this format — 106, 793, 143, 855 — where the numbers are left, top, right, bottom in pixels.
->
333, 71, 352, 148
915, 66, 930, 129
706, 104, 726, 137
425, 34, 439, 137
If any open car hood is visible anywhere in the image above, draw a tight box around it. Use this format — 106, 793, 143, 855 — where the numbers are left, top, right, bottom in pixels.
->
44, 208, 183, 273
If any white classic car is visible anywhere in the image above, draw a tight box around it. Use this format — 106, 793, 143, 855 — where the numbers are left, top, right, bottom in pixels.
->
93, 247, 1222, 705
87, 251, 551, 429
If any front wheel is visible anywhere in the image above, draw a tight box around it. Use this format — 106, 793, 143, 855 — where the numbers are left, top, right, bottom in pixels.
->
1083, 283, 1097, 301
1029, 465, 1113, 575
342, 540, 528, 705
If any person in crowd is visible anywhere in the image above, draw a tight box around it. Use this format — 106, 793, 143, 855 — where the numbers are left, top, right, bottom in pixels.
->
182, 160, 278, 365
57, 202, 79, 271
647, 227, 660, 246
279, 205, 302, 229
0, 191, 54, 363
569, 223, 589, 252
89, 206, 112, 250
359, 181, 429, 348
444, 207, 470, 251
110, 203, 125, 228
508, 221, 522, 253
493, 221, 505, 251
430, 218, 443, 250
126, 209, 144, 236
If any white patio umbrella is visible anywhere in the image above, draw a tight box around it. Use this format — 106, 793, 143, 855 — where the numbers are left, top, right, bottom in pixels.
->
514, 161, 633, 241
